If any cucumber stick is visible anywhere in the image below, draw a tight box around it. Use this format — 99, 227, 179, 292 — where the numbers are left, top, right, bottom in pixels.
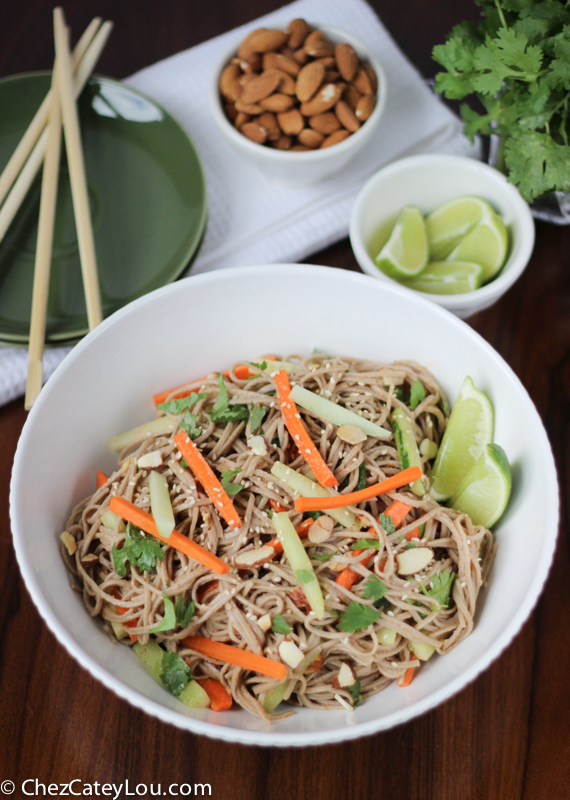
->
390, 408, 426, 497
101, 510, 125, 531
289, 384, 391, 440
108, 416, 177, 451
178, 679, 210, 708
271, 462, 359, 530
261, 360, 301, 374
149, 469, 175, 538
133, 640, 210, 709
272, 512, 325, 619
263, 649, 323, 713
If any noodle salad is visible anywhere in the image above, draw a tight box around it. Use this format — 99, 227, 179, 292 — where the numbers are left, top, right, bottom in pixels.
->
61, 354, 495, 721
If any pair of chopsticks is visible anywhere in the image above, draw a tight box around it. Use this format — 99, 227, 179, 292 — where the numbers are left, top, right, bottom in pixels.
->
0, 9, 113, 408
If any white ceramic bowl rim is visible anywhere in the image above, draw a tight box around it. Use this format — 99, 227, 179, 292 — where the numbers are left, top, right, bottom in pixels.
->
349, 154, 535, 309
209, 24, 387, 162
10, 265, 558, 747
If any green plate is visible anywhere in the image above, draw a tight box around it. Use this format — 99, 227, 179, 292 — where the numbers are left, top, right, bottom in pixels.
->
0, 73, 207, 345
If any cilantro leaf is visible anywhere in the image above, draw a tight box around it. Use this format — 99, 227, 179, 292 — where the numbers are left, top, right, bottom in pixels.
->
296, 569, 316, 584
160, 650, 192, 697
312, 552, 333, 562
250, 404, 266, 434
180, 457, 189, 468
356, 461, 367, 492
175, 595, 195, 628
112, 522, 165, 577
350, 539, 381, 550
393, 386, 405, 402
210, 375, 249, 424
220, 468, 244, 496
271, 614, 291, 634
408, 379, 426, 409
157, 393, 206, 415
378, 513, 396, 535
337, 601, 381, 632
250, 361, 267, 370
151, 592, 176, 633
420, 569, 456, 610
179, 412, 202, 439
362, 574, 388, 603
306, 510, 323, 520
348, 679, 362, 706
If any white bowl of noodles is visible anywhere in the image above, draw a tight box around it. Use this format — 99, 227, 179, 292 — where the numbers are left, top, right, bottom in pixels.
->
10, 264, 558, 746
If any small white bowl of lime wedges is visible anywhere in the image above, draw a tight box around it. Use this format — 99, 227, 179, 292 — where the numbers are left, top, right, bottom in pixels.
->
349, 154, 535, 318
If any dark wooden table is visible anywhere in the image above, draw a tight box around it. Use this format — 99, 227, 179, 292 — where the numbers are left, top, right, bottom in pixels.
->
1, 2, 568, 798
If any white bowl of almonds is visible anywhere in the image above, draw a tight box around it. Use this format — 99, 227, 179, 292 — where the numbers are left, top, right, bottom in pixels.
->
210, 20, 386, 186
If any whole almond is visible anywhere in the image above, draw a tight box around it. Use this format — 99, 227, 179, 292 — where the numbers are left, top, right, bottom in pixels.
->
355, 93, 375, 121
241, 121, 268, 144
272, 134, 292, 150
313, 56, 336, 69
265, 68, 296, 95
298, 128, 324, 148
224, 102, 238, 122
335, 100, 360, 132
263, 52, 300, 76
324, 70, 340, 83
309, 112, 341, 134
288, 18, 310, 49
290, 144, 310, 150
234, 111, 251, 128
241, 53, 261, 73
238, 27, 267, 58
277, 108, 304, 136
300, 82, 342, 116
304, 31, 334, 58
240, 71, 281, 104
234, 100, 263, 115
353, 67, 374, 95
320, 129, 351, 148
249, 29, 289, 53
220, 64, 241, 100
335, 43, 359, 82
295, 61, 325, 102
259, 112, 281, 140
292, 47, 309, 65
344, 84, 362, 112
362, 63, 378, 93
259, 93, 294, 112
239, 73, 257, 88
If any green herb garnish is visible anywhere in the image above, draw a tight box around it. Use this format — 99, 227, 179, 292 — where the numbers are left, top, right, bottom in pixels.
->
250, 404, 267, 434
362, 574, 388, 604
348, 679, 362, 706
151, 592, 176, 633
296, 569, 316, 584
420, 569, 456, 610
356, 461, 367, 492
378, 512, 396, 535
271, 614, 292, 634
408, 379, 426, 409
350, 539, 381, 550
337, 601, 381, 632
210, 375, 249, 424
250, 361, 267, 371
220, 467, 244, 496
112, 522, 165, 577
175, 595, 195, 628
160, 650, 192, 696
179, 412, 202, 439
312, 552, 334, 562
157, 392, 206, 415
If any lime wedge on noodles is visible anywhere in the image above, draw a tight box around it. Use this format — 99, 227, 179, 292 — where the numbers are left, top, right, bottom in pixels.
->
430, 376, 494, 502
450, 443, 512, 528
426, 196, 493, 260
447, 213, 508, 282
375, 206, 428, 279
402, 261, 483, 295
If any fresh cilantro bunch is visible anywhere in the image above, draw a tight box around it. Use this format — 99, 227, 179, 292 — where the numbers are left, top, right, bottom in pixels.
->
112, 522, 165, 577
433, 0, 570, 201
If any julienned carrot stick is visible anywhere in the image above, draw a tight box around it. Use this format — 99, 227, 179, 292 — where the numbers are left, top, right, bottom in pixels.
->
199, 678, 233, 711
273, 370, 338, 488
108, 496, 230, 575
96, 469, 108, 489
385, 500, 412, 527
182, 635, 287, 680
269, 499, 288, 514
174, 431, 241, 529
295, 466, 422, 512
152, 358, 277, 405
110, 588, 138, 642
268, 518, 314, 555
396, 666, 416, 688
197, 581, 219, 603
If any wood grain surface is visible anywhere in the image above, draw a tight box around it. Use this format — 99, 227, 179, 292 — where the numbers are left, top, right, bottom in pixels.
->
0, 2, 568, 799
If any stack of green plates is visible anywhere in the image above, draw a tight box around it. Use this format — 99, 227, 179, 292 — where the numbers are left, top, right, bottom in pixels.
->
0, 73, 207, 347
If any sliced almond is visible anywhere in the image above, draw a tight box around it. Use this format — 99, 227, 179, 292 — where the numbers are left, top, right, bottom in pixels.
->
234, 100, 263, 115
297, 128, 324, 149
248, 434, 269, 455
249, 29, 289, 53
60, 531, 77, 555
336, 424, 366, 445
278, 639, 304, 669
295, 61, 325, 102
300, 83, 342, 116
80, 553, 99, 567
257, 613, 272, 632
259, 93, 294, 112
396, 547, 434, 576
220, 63, 241, 99
277, 108, 304, 136
309, 112, 341, 135
335, 43, 359, 82
307, 515, 334, 543
320, 129, 351, 148
344, 84, 362, 112
287, 18, 310, 49
137, 449, 163, 469
234, 544, 275, 569
240, 71, 281, 104
355, 93, 375, 121
263, 51, 300, 76
241, 121, 268, 144
289, 586, 311, 613
304, 653, 324, 674
353, 66, 374, 95
338, 662, 357, 687
335, 100, 360, 133
304, 31, 334, 58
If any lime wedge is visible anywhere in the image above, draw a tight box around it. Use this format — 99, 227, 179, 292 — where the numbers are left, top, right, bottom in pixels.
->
402, 261, 483, 295
375, 207, 428, 279
430, 376, 494, 502
447, 213, 508, 282
450, 443, 512, 528
426, 196, 494, 260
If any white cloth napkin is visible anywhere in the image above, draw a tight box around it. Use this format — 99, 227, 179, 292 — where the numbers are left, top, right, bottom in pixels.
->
0, 0, 477, 407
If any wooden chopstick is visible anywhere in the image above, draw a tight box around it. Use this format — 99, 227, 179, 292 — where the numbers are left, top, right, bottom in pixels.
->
54, 7, 102, 330
24, 66, 63, 410
0, 17, 101, 209
0, 20, 113, 246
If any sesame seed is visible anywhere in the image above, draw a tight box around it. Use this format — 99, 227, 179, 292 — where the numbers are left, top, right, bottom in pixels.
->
391, 661, 398, 667
387, 610, 394, 616
305, 449, 311, 454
